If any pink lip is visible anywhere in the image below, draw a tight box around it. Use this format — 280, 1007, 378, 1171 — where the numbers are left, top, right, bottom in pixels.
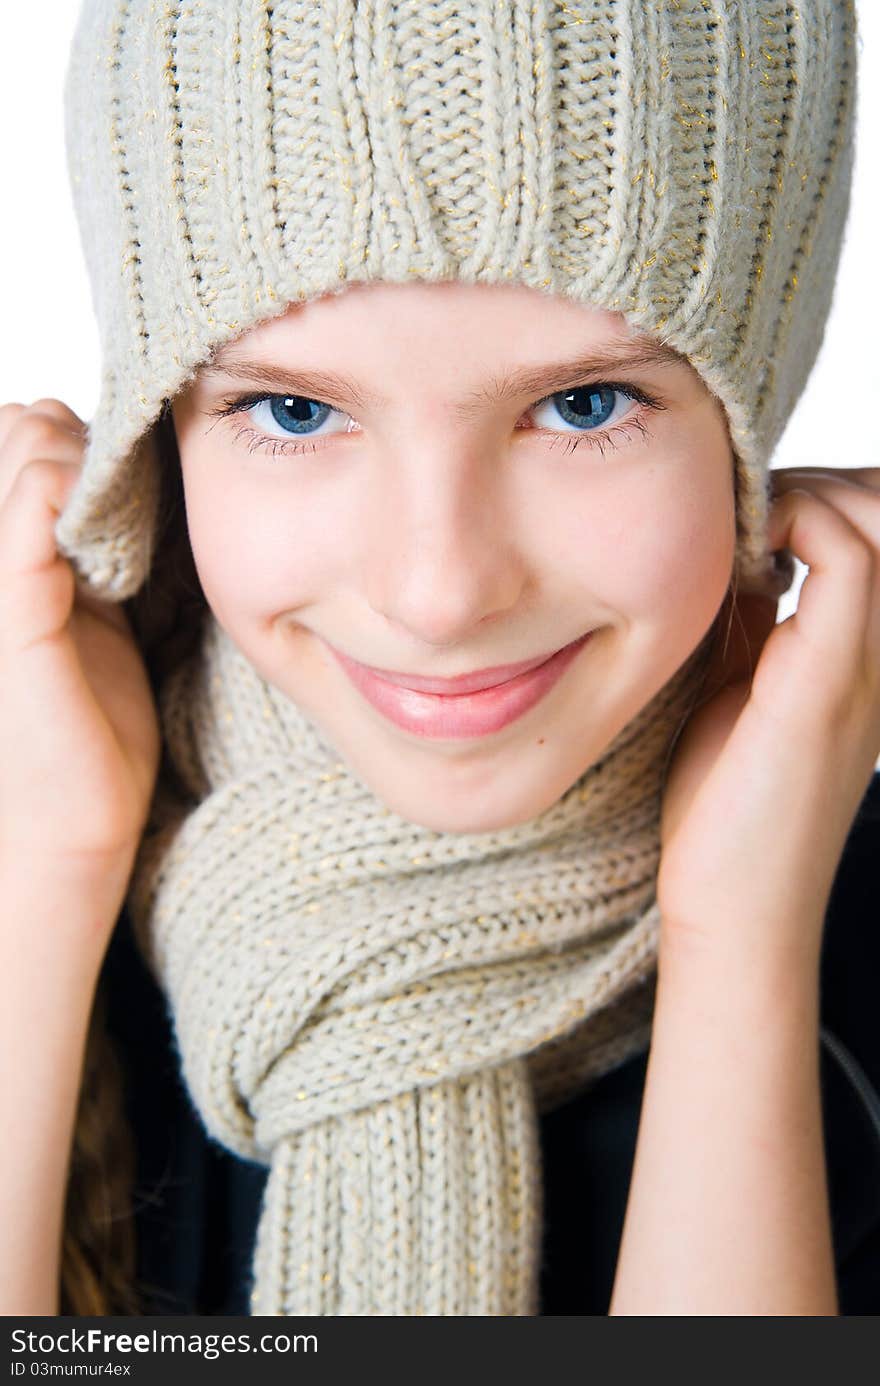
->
324, 632, 594, 740
355, 645, 572, 695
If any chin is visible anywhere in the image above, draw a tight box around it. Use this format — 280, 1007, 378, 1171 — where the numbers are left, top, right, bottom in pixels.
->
368, 777, 558, 836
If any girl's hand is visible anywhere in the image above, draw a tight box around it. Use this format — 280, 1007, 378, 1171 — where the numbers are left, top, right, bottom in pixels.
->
0, 401, 160, 896
657, 466, 880, 969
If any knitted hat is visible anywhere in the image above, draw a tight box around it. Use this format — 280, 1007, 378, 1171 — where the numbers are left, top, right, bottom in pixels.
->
56, 0, 857, 601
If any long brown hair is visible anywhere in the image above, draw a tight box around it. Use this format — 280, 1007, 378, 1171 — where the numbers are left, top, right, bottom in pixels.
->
60, 408, 207, 1315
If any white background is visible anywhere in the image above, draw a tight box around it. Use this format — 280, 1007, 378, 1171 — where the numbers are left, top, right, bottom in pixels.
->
0, 3, 877, 641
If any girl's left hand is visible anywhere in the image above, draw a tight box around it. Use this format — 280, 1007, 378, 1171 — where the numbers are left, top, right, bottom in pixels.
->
657, 466, 880, 968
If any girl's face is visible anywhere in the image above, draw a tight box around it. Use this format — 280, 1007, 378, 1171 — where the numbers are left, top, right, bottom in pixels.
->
171, 281, 735, 832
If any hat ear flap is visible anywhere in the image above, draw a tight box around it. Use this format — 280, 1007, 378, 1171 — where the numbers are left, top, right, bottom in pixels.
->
54, 411, 163, 603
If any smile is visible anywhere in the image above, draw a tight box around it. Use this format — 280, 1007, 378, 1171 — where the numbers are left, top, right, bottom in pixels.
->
323, 632, 594, 740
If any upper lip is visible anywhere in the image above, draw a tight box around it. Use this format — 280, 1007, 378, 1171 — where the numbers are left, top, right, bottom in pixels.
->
329, 635, 588, 694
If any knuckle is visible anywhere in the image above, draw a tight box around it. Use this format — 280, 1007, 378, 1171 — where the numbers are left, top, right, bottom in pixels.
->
785, 486, 814, 505
28, 398, 86, 432
771, 486, 808, 519
9, 410, 64, 456
13, 456, 60, 498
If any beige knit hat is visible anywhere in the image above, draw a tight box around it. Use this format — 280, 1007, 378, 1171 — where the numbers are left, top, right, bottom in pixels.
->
55, 0, 858, 601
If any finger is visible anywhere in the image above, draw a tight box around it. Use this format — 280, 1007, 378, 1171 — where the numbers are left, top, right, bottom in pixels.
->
0, 409, 86, 509
768, 487, 877, 675
0, 458, 83, 576
1, 406, 87, 467
25, 397, 89, 438
771, 465, 880, 494
0, 400, 87, 455
0, 402, 27, 454
0, 450, 127, 636
0, 460, 87, 655
769, 470, 880, 554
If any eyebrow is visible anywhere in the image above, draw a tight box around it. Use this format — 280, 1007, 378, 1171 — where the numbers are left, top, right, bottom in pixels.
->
201, 336, 687, 420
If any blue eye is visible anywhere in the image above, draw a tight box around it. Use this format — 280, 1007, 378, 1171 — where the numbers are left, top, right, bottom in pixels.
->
264, 395, 337, 435
555, 386, 616, 428
533, 385, 628, 433
209, 379, 665, 461
216, 394, 355, 453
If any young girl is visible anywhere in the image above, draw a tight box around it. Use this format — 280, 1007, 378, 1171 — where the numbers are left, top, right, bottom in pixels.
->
1, 0, 878, 1317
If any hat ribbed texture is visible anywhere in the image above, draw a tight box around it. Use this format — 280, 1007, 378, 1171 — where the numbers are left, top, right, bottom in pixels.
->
55, 0, 857, 600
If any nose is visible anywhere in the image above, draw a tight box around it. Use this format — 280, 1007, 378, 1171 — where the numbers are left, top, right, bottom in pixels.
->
361, 438, 527, 648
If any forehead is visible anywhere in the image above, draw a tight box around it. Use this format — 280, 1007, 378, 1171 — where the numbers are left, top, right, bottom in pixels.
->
201, 283, 692, 418
211, 280, 675, 357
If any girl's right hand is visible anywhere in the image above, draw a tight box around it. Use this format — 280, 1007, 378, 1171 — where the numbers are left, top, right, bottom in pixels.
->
0, 400, 161, 901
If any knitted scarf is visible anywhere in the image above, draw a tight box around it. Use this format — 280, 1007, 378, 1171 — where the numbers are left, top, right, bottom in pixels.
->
126, 613, 715, 1315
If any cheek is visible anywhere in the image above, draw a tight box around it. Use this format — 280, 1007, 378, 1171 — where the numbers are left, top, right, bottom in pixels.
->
623, 489, 733, 617
181, 467, 337, 621
555, 453, 735, 625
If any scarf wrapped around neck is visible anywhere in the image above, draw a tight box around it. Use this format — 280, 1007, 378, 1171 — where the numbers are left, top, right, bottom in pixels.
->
126, 614, 714, 1315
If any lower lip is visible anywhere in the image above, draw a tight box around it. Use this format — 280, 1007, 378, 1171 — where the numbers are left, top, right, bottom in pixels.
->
326, 633, 593, 740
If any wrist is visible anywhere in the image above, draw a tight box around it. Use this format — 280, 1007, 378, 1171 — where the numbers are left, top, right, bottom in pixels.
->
658, 900, 826, 973
656, 918, 823, 1030
0, 841, 137, 898
0, 853, 132, 974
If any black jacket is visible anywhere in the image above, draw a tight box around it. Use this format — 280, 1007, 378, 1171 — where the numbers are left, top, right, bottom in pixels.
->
101, 771, 880, 1315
